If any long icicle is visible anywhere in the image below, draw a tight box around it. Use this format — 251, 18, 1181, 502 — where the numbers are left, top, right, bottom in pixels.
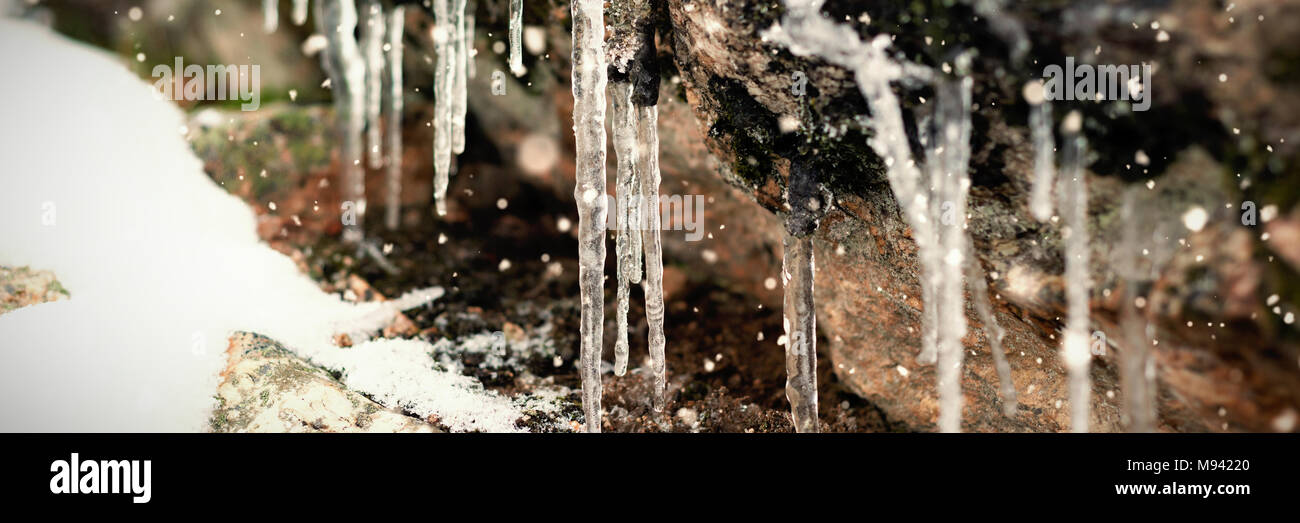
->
1059, 110, 1092, 432
509, 0, 525, 76
432, 0, 455, 217
384, 5, 405, 230
571, 0, 608, 433
637, 103, 665, 414
466, 8, 477, 79
610, 80, 637, 376
317, 0, 367, 243
949, 73, 1017, 417
360, 0, 385, 169
263, 0, 279, 33
450, 0, 468, 155
935, 76, 973, 433
919, 114, 942, 369
782, 155, 822, 433
292, 0, 310, 26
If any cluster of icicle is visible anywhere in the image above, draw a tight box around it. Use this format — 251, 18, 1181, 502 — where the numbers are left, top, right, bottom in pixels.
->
432, 0, 473, 217
570, 0, 668, 432
266, 0, 408, 235
262, 0, 314, 33
609, 83, 667, 407
765, 0, 1016, 432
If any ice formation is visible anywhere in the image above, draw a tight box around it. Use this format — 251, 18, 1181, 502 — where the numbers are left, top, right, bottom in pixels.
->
611, 80, 638, 376
766, 1, 946, 421
968, 256, 1018, 416
451, 0, 468, 155
782, 157, 822, 433
1026, 81, 1055, 222
570, 0, 608, 432
509, 0, 524, 76
263, 0, 279, 33
1059, 112, 1093, 433
429, 0, 470, 216
603, 0, 667, 420
637, 103, 667, 414
384, 5, 405, 230
315, 0, 368, 242
360, 0, 385, 169
932, 77, 973, 433
292, 0, 310, 26
432, 0, 455, 216
766, 2, 1023, 431
466, 10, 477, 79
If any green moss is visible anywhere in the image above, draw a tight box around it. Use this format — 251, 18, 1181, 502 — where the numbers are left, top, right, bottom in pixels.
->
704, 77, 779, 194
290, 141, 330, 171
271, 109, 319, 137
47, 279, 69, 297
208, 410, 228, 432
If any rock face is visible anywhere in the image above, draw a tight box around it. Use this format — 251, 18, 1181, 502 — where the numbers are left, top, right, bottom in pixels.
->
210, 332, 437, 433
466, 0, 1300, 432
47, 0, 1300, 432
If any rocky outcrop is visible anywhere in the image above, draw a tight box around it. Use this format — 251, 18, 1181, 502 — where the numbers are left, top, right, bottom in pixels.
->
210, 332, 437, 433
46, 0, 1300, 432
470, 0, 1300, 432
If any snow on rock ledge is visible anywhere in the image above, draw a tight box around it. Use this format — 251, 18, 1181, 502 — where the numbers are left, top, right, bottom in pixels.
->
212, 332, 437, 433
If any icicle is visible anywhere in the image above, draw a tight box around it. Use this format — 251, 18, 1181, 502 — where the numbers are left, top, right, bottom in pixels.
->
1118, 188, 1156, 431
431, 0, 455, 217
292, 0, 310, 26
571, 0, 608, 432
782, 156, 822, 433
611, 81, 637, 377
509, 0, 525, 77
782, 233, 818, 432
933, 76, 973, 433
263, 0, 279, 33
384, 6, 405, 231
918, 114, 942, 368
451, 0, 468, 155
1026, 81, 1055, 221
360, 0, 385, 170
1059, 110, 1092, 432
968, 256, 1017, 417
764, 2, 944, 371
466, 8, 477, 80
316, 0, 368, 242
637, 103, 666, 414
